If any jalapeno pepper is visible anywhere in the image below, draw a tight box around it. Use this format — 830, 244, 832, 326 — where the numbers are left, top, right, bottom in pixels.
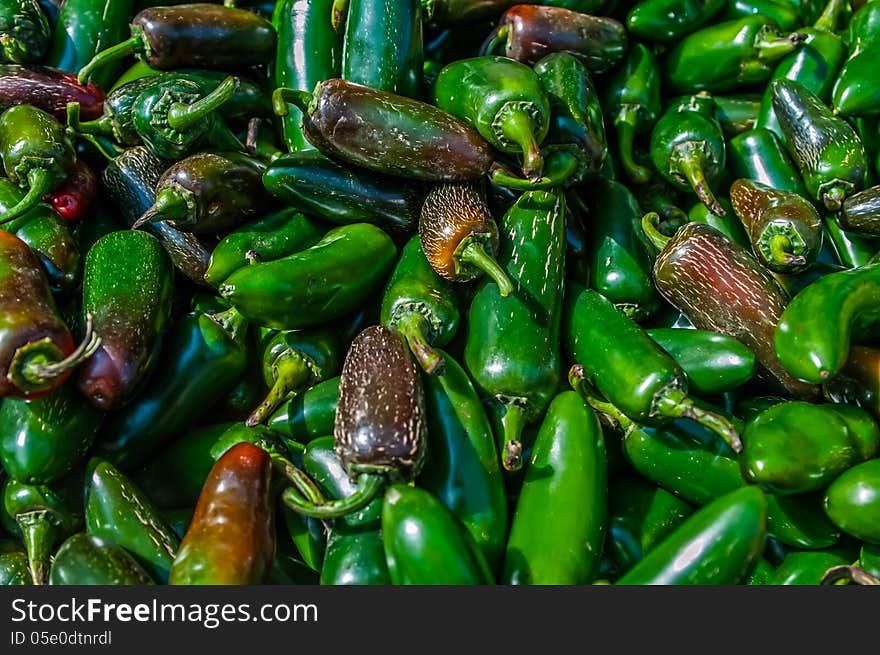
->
823, 458, 880, 544
0, 0, 49, 64
0, 539, 29, 585
0, 64, 105, 121
838, 185, 880, 236
823, 345, 880, 420
626, 0, 726, 43
686, 197, 750, 247
712, 93, 762, 138
772, 548, 854, 585
727, 128, 807, 196
463, 189, 565, 471
268, 376, 340, 444
49, 533, 155, 585
77, 4, 277, 85
831, 1, 880, 118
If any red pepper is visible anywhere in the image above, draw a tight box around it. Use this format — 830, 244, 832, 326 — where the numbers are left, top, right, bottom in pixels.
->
43, 161, 98, 223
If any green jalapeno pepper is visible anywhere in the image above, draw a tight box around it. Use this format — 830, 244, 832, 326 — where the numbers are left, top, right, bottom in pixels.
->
771, 78, 867, 212
169, 442, 275, 585
746, 557, 776, 585
0, 0, 49, 64
616, 486, 767, 585
728, 128, 807, 196
0, 381, 103, 485
84, 457, 180, 583
268, 376, 340, 445
722, 0, 802, 30
77, 4, 277, 85
463, 189, 565, 471
860, 542, 880, 577
93, 308, 248, 471
503, 391, 606, 584
824, 458, 880, 544
772, 547, 854, 585
380, 235, 460, 375
831, 1, 880, 117
822, 213, 877, 269
565, 287, 742, 452
686, 198, 750, 247
419, 349, 507, 572
650, 92, 727, 216
645, 328, 757, 396
664, 16, 806, 94
626, 0, 726, 43
0, 539, 29, 585
49, 533, 155, 585
838, 185, 880, 236
711, 93, 762, 138
77, 230, 173, 410
382, 483, 494, 585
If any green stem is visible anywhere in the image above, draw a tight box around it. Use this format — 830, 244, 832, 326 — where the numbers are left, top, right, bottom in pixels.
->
821, 565, 880, 586
489, 150, 580, 190
281, 473, 385, 519
568, 364, 635, 431
616, 108, 652, 185
167, 76, 238, 132
208, 306, 249, 343
132, 187, 190, 229
66, 101, 114, 139
641, 212, 672, 251
395, 312, 444, 375
332, 0, 350, 32
272, 87, 314, 117
755, 29, 806, 63
273, 457, 326, 505
0, 168, 55, 225
498, 107, 544, 181
498, 401, 526, 472
814, 0, 846, 32
77, 34, 144, 85
674, 142, 726, 217
457, 237, 514, 297
654, 387, 743, 453
246, 356, 313, 427
823, 184, 848, 212
16, 510, 54, 585
767, 233, 805, 268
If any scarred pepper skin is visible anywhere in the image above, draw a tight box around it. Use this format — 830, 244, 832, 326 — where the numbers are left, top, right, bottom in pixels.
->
503, 391, 606, 584
727, 128, 807, 197
774, 262, 880, 384
382, 484, 494, 584
616, 486, 767, 585
49, 533, 155, 585
824, 458, 880, 544
0, 64, 104, 121
170, 442, 275, 585
626, 0, 726, 43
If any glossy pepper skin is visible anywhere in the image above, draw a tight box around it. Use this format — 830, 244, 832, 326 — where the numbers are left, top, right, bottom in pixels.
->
204, 209, 325, 287
382, 484, 494, 585
649, 220, 821, 400
77, 4, 277, 85
419, 349, 508, 572
626, 0, 726, 43
0, 64, 104, 122
503, 391, 606, 584
49, 533, 155, 585
774, 262, 880, 384
271, 0, 341, 153
93, 308, 248, 472
45, 159, 97, 223
824, 458, 880, 544
84, 458, 180, 584
727, 128, 807, 196
263, 151, 424, 236
730, 178, 822, 273
686, 197, 749, 247
831, 1, 880, 117
663, 16, 805, 94
602, 42, 661, 185
0, 381, 103, 485
0, 104, 76, 224
77, 230, 174, 410
616, 486, 767, 585
342, 0, 422, 98
483, 4, 627, 75
380, 235, 460, 375
0, 0, 49, 64
771, 548, 853, 585
170, 443, 275, 585
463, 189, 565, 471
268, 376, 340, 444
771, 78, 867, 212
433, 56, 550, 180
839, 185, 880, 235
0, 540, 29, 585
649, 92, 727, 217
565, 286, 742, 453
219, 223, 395, 331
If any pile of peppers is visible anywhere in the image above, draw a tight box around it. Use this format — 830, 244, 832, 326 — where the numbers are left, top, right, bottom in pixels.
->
2, 0, 880, 588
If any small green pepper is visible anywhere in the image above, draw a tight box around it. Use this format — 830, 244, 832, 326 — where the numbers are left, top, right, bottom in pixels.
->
831, 1, 880, 117
0, 0, 49, 64
268, 376, 340, 445
727, 128, 807, 196
49, 533, 155, 585
823, 458, 880, 544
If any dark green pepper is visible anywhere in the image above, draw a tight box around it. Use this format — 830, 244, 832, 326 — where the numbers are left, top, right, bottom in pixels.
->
822, 213, 877, 268
727, 128, 807, 197
503, 391, 606, 584
268, 376, 340, 444
463, 189, 565, 471
686, 197, 750, 247
831, 2, 880, 117
0, 539, 29, 585
721, 0, 802, 30
380, 235, 460, 375
626, 0, 726, 43
824, 458, 880, 544
84, 457, 180, 583
772, 548, 853, 585
49, 533, 155, 585
633, 180, 689, 238
839, 185, 880, 236
712, 93, 762, 138
0, 0, 49, 64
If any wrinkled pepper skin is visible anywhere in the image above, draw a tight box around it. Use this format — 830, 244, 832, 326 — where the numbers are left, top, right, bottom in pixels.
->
0, 0, 50, 65
616, 486, 767, 585
77, 230, 173, 410
727, 128, 807, 196
771, 78, 867, 212
49, 533, 155, 585
463, 189, 565, 471
824, 458, 880, 544
84, 457, 180, 584
739, 402, 879, 495
269, 376, 340, 444
0, 64, 104, 121
0, 381, 103, 485
170, 442, 275, 585
219, 223, 397, 331
626, 0, 726, 43
839, 185, 880, 236
419, 349, 508, 572
382, 484, 494, 585
503, 391, 606, 585
774, 262, 880, 384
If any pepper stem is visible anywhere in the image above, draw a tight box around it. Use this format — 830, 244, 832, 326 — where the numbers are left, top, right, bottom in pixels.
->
273, 457, 327, 505
641, 212, 672, 251
616, 108, 653, 184
132, 187, 190, 229
208, 306, 249, 344
814, 0, 846, 32
281, 473, 384, 519
167, 76, 239, 132
569, 364, 635, 431
673, 142, 726, 217
332, 0, 349, 32
654, 387, 743, 453
394, 312, 444, 375
498, 402, 526, 472
272, 87, 314, 117
767, 233, 806, 268
66, 101, 114, 139
823, 184, 848, 212
77, 34, 144, 85
821, 565, 880, 586
246, 356, 313, 427
755, 28, 806, 63
8, 313, 101, 394
479, 25, 508, 56
489, 150, 580, 190
16, 510, 54, 586
0, 168, 55, 225
498, 107, 544, 181
457, 237, 514, 297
